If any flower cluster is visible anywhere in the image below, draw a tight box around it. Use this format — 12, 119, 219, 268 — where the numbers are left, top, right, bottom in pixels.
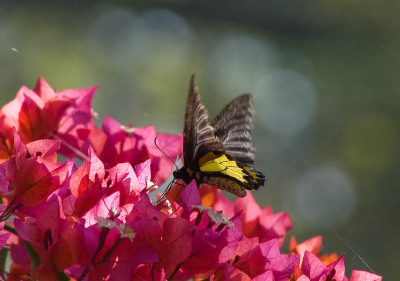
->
0, 78, 382, 281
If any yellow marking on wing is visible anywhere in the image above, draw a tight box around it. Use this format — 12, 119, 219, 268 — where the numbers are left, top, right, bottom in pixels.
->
244, 166, 265, 181
200, 155, 248, 184
199, 152, 218, 167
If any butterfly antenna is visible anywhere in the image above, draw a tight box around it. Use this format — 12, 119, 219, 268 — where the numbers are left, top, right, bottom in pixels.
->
51, 133, 89, 161
153, 137, 179, 171
159, 179, 174, 202
177, 153, 183, 164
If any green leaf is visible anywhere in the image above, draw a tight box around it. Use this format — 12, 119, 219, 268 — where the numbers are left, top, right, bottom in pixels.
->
0, 247, 9, 277
57, 270, 72, 281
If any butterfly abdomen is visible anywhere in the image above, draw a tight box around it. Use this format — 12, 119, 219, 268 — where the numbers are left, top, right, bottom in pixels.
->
203, 176, 247, 198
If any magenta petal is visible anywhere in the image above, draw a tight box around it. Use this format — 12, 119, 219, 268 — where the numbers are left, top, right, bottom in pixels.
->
18, 93, 42, 141
183, 228, 221, 273
220, 263, 251, 281
302, 251, 327, 281
234, 241, 267, 277
324, 255, 346, 281
26, 139, 61, 161
132, 216, 163, 250
273, 254, 300, 281
259, 239, 300, 279
219, 213, 243, 262
13, 129, 28, 159
83, 192, 120, 227
107, 239, 160, 281
349, 270, 382, 281
260, 239, 281, 265
184, 213, 241, 274
149, 132, 183, 185
102, 116, 126, 138
235, 191, 262, 222
0, 87, 28, 139
10, 240, 31, 267
106, 162, 140, 206
56, 86, 99, 157
181, 180, 201, 216
212, 190, 235, 217
70, 146, 105, 197
134, 159, 152, 191
258, 209, 293, 245
161, 218, 195, 268
0, 162, 9, 194
73, 189, 106, 218
34, 77, 57, 101
235, 236, 260, 262
129, 193, 167, 224
252, 270, 275, 281
100, 116, 129, 164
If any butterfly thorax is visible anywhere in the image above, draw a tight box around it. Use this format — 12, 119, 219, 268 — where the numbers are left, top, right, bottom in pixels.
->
173, 167, 201, 184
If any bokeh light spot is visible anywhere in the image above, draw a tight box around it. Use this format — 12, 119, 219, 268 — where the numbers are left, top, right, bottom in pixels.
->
255, 70, 317, 137
209, 35, 279, 95
294, 165, 356, 227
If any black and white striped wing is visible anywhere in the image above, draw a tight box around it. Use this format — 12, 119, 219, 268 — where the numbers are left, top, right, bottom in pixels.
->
211, 94, 255, 165
183, 75, 225, 168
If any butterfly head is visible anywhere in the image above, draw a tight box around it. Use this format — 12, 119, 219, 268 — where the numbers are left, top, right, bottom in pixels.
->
173, 167, 195, 184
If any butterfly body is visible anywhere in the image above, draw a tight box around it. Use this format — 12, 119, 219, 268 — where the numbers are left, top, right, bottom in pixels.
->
173, 75, 266, 198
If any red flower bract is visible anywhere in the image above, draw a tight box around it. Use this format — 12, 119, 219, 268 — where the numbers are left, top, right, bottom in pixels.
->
0, 78, 382, 281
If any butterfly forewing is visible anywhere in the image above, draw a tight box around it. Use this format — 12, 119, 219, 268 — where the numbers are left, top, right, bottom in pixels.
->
183, 75, 224, 168
211, 94, 256, 165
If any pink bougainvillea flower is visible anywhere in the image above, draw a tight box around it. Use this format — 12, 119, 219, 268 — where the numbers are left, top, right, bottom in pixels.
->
53, 81, 106, 158
230, 237, 300, 280
180, 180, 202, 217
67, 146, 142, 219
8, 237, 33, 281
290, 235, 340, 268
1, 132, 71, 213
99, 116, 183, 185
134, 158, 159, 194
0, 77, 103, 161
206, 186, 292, 247
290, 236, 323, 257
14, 197, 84, 281
295, 251, 349, 281
211, 263, 252, 281
157, 183, 242, 279
0, 205, 11, 250
83, 193, 167, 281
234, 192, 293, 246
0, 78, 383, 281
349, 270, 382, 281
0, 133, 12, 164
290, 236, 323, 263
0, 78, 70, 146
190, 214, 243, 280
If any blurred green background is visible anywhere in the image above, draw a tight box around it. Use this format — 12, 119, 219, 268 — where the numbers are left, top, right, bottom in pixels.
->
1, 1, 397, 279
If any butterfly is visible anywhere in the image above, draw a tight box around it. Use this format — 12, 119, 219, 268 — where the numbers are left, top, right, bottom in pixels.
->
172, 75, 265, 197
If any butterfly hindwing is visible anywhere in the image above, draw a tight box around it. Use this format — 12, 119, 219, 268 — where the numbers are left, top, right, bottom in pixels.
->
211, 94, 255, 165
